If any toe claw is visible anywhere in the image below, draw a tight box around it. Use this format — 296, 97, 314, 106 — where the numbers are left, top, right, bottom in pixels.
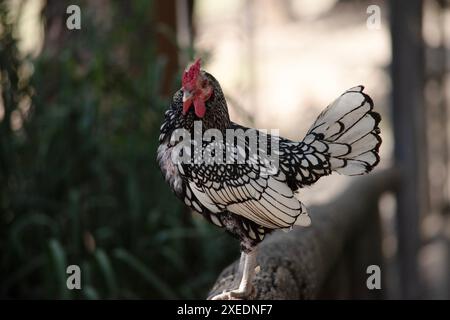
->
210, 292, 232, 300
209, 285, 254, 300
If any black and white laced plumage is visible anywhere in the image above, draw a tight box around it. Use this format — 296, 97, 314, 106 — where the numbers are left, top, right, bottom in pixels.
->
157, 59, 381, 300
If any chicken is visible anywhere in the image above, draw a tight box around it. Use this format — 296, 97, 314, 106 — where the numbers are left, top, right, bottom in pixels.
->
157, 58, 381, 300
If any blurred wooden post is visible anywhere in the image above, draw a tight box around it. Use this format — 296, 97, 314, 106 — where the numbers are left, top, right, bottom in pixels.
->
176, 0, 195, 65
155, 0, 195, 94
390, 0, 427, 299
155, 0, 179, 96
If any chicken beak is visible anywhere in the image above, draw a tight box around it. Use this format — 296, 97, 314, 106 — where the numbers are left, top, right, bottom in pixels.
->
182, 90, 194, 115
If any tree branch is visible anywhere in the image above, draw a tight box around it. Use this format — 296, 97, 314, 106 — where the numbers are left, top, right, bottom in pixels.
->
208, 168, 399, 299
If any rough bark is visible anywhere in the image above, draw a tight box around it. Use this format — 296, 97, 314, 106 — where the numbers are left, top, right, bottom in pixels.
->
208, 168, 398, 299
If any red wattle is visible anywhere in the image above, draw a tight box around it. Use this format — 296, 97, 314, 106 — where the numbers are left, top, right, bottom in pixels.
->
193, 98, 206, 118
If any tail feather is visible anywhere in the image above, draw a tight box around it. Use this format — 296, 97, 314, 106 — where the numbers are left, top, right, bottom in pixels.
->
306, 86, 381, 176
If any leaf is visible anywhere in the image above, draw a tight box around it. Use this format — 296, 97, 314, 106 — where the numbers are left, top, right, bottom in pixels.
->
113, 248, 177, 299
47, 239, 70, 299
82, 285, 100, 300
94, 249, 119, 298
10, 213, 59, 258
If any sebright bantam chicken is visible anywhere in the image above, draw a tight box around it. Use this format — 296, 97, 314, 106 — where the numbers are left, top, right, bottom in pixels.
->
157, 58, 381, 300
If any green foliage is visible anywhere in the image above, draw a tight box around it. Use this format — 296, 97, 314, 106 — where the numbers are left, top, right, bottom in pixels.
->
0, 1, 237, 299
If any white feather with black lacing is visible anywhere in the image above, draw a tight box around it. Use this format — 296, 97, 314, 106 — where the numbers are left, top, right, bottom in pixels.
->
189, 171, 310, 229
181, 136, 311, 229
306, 85, 381, 176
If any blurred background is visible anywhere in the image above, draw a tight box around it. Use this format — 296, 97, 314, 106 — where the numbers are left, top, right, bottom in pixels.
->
0, 0, 449, 299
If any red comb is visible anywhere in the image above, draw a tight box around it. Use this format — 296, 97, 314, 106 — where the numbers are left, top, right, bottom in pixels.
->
182, 58, 201, 89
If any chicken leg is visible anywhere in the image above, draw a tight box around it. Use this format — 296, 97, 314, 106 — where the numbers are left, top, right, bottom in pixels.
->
210, 248, 257, 300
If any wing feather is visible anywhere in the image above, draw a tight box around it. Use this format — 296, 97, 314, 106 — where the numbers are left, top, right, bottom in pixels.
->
189, 171, 306, 229
179, 125, 310, 230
